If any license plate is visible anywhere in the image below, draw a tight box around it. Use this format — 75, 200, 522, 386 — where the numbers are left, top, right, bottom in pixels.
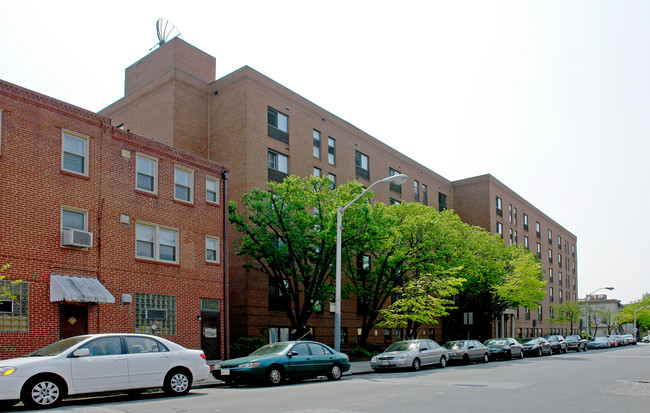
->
382, 361, 389, 366
220, 369, 230, 375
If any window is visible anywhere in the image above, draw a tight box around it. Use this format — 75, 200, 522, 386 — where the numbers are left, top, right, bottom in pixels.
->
384, 328, 392, 343
536, 243, 541, 255
414, 180, 419, 202
206, 176, 220, 204
313, 130, 321, 158
558, 254, 562, 267
328, 173, 336, 189
509, 228, 513, 245
124, 336, 168, 354
62, 131, 89, 175
389, 168, 401, 193
136, 154, 158, 193
496, 197, 503, 216
268, 107, 289, 143
174, 166, 194, 203
538, 307, 543, 321
559, 290, 563, 303
268, 150, 289, 182
548, 249, 553, 263
549, 268, 553, 282
514, 231, 518, 245
572, 244, 575, 257
355, 151, 369, 180
524, 235, 529, 248
0, 280, 28, 332
206, 236, 220, 263
135, 292, 176, 334
549, 287, 553, 302
327, 137, 336, 165
269, 327, 290, 343
136, 223, 178, 263
523, 214, 529, 231
313, 167, 321, 178
548, 229, 552, 244
508, 205, 512, 223
269, 279, 289, 311
62, 207, 87, 232
389, 198, 400, 205
557, 235, 561, 248
536, 222, 541, 238
422, 184, 428, 205
438, 192, 447, 211
558, 272, 562, 285
572, 261, 576, 273
496, 222, 503, 237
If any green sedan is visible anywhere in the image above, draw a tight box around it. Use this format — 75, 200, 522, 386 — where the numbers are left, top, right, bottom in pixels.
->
211, 341, 351, 386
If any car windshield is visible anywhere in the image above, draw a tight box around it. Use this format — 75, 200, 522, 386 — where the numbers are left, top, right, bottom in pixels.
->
593, 337, 607, 342
443, 341, 465, 349
521, 338, 538, 345
566, 336, 579, 341
385, 341, 418, 352
28, 336, 90, 357
250, 342, 292, 356
485, 339, 507, 346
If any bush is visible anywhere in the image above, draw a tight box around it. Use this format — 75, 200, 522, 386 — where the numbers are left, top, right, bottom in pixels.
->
347, 346, 375, 361
230, 336, 265, 358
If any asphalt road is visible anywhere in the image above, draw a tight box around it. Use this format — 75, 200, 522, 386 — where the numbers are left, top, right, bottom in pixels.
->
7, 344, 650, 412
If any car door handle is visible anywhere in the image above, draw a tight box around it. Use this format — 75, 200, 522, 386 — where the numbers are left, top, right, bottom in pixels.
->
115, 356, 127, 361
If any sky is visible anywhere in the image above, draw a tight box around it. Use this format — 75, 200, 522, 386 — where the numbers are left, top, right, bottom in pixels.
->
1, 0, 648, 304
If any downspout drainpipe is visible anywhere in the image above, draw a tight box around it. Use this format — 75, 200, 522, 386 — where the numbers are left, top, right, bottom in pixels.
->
221, 170, 230, 360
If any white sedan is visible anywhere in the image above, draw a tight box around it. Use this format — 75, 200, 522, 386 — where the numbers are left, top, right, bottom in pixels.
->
0, 333, 210, 409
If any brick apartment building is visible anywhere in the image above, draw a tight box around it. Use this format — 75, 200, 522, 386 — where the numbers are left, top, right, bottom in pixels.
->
100, 37, 579, 348
0, 79, 229, 360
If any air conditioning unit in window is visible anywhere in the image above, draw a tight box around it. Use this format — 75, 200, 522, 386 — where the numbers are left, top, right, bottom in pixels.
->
62, 228, 93, 248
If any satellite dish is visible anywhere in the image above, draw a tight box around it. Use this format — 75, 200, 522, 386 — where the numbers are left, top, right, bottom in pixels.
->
152, 18, 182, 49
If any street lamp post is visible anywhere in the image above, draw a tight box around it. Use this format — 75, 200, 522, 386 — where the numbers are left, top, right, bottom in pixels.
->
633, 305, 650, 341
334, 173, 408, 352
585, 286, 614, 340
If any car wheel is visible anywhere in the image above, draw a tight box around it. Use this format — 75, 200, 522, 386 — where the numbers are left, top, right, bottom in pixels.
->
21, 375, 66, 409
163, 368, 192, 396
412, 358, 421, 372
265, 366, 284, 386
439, 356, 447, 368
482, 353, 489, 363
519, 349, 524, 359
462, 354, 470, 364
327, 364, 343, 380
562, 346, 568, 354
537, 347, 542, 357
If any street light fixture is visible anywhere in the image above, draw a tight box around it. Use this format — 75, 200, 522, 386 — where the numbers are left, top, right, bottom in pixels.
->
334, 173, 408, 351
585, 286, 614, 340
633, 305, 650, 341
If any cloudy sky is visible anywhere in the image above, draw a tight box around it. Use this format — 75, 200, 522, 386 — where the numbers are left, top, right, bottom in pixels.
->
1, 0, 648, 304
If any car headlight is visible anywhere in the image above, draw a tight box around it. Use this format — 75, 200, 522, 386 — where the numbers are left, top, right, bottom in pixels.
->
371, 356, 377, 362
0, 366, 16, 376
237, 362, 261, 368
396, 355, 408, 360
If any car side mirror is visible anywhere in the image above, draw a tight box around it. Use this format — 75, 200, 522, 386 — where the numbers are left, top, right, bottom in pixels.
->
288, 351, 298, 357
420, 348, 426, 352
468, 346, 475, 350
72, 348, 90, 357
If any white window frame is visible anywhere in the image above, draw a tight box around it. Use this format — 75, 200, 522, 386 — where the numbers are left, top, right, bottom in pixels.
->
496, 222, 503, 236
205, 236, 220, 263
61, 206, 88, 247
174, 166, 194, 203
206, 176, 220, 204
355, 151, 369, 171
268, 107, 288, 133
328, 173, 336, 189
61, 130, 89, 176
135, 222, 179, 263
313, 130, 321, 158
135, 153, 158, 194
313, 167, 321, 178
327, 137, 336, 165
268, 150, 289, 174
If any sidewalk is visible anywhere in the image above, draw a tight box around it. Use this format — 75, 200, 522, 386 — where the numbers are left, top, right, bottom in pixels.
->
194, 361, 373, 388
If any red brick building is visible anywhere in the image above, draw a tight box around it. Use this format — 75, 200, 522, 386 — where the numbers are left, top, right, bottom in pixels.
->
0, 79, 228, 360
100, 38, 579, 348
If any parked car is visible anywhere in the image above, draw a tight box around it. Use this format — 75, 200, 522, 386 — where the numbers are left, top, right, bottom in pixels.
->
621, 334, 637, 345
212, 341, 350, 386
484, 338, 524, 360
544, 335, 568, 354
643, 335, 650, 343
370, 339, 448, 371
588, 336, 611, 349
565, 335, 587, 352
607, 335, 623, 346
442, 340, 490, 364
0, 333, 210, 409
521, 337, 552, 357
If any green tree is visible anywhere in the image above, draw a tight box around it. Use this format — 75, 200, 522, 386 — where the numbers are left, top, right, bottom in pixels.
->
551, 300, 583, 332
616, 294, 650, 337
345, 204, 469, 344
228, 176, 374, 339
0, 264, 21, 301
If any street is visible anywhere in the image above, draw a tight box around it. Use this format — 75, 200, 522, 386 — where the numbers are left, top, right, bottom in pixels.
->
6, 344, 650, 412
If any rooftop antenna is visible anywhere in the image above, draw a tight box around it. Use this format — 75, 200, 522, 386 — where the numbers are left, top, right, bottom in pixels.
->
150, 18, 182, 50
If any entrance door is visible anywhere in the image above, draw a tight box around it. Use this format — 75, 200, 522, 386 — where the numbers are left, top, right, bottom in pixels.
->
201, 312, 221, 360
60, 304, 88, 339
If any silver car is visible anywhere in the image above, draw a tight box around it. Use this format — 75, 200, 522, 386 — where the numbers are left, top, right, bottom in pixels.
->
370, 339, 448, 371
442, 340, 490, 364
